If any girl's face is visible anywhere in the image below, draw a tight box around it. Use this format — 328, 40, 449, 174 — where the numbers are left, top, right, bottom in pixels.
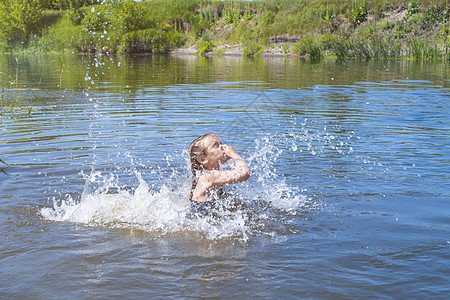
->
200, 135, 228, 170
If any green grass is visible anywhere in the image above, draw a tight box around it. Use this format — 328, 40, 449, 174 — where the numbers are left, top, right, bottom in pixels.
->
0, 0, 448, 60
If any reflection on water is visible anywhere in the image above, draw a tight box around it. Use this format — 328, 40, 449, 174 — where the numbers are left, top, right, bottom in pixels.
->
0, 54, 449, 298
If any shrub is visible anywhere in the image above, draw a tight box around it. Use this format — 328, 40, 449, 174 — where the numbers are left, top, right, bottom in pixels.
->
0, 0, 46, 44
79, 1, 149, 34
351, 0, 368, 25
67, 7, 83, 25
81, 5, 110, 32
198, 40, 214, 55
111, 0, 146, 33
243, 42, 264, 57
293, 35, 322, 60
423, 5, 445, 24
38, 13, 90, 52
410, 5, 446, 31
120, 28, 184, 54
50, 0, 97, 10
324, 34, 349, 60
406, 0, 419, 18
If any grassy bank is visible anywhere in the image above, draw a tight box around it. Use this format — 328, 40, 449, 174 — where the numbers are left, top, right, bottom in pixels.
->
0, 0, 449, 60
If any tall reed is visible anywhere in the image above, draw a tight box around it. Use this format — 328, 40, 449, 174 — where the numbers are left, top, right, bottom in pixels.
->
408, 38, 443, 59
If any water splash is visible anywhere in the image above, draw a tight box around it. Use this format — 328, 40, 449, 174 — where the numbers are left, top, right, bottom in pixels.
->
39, 114, 377, 241
40, 134, 311, 241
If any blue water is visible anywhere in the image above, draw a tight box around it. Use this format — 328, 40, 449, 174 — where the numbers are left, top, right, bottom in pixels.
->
1, 54, 449, 298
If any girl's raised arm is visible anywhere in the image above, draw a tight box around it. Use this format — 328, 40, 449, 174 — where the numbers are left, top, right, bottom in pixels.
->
191, 145, 250, 202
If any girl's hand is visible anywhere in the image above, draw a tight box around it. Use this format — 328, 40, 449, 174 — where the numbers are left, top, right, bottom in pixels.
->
221, 144, 239, 160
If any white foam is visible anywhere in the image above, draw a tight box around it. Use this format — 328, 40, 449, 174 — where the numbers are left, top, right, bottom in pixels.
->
41, 172, 192, 234
41, 134, 313, 241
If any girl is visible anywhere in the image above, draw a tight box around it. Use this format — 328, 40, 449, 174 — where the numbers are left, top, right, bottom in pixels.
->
188, 134, 250, 203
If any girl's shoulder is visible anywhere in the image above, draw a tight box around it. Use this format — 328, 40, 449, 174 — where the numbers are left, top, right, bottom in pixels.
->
197, 170, 219, 183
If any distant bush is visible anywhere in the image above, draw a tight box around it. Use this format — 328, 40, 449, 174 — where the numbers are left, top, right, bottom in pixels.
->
0, 0, 46, 44
50, 0, 97, 10
37, 13, 90, 52
293, 36, 322, 60
81, 5, 110, 32
120, 28, 184, 54
67, 7, 83, 25
243, 42, 264, 57
198, 40, 214, 55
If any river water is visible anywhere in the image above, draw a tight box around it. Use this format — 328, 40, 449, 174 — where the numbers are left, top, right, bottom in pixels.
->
1, 54, 449, 298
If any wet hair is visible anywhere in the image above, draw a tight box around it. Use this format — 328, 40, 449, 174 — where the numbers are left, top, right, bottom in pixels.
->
188, 133, 215, 200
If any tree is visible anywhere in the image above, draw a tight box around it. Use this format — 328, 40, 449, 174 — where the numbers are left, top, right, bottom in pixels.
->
50, 0, 98, 10
0, 0, 47, 44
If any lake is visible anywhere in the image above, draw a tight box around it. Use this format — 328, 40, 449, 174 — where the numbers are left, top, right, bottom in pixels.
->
1, 53, 449, 298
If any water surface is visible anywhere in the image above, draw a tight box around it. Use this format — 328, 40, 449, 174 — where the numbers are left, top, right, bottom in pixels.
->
1, 54, 449, 298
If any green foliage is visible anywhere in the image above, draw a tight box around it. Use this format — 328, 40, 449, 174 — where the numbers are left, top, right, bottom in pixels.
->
223, 6, 241, 26
393, 20, 412, 38
408, 38, 442, 59
223, 7, 233, 24
198, 40, 214, 55
200, 3, 221, 24
78, 1, 158, 34
377, 19, 393, 31
323, 4, 336, 21
50, 0, 96, 10
112, 0, 146, 33
440, 25, 450, 60
321, 34, 348, 60
35, 0, 193, 53
120, 28, 184, 54
351, 0, 368, 25
438, 25, 450, 43
242, 43, 264, 57
37, 14, 90, 52
422, 5, 446, 24
406, 0, 419, 17
372, 1, 386, 19
67, 6, 83, 25
407, 4, 446, 31
302, 4, 332, 23
1, 0, 448, 61
320, 32, 403, 60
0, 0, 46, 44
0, 41, 8, 52
81, 5, 110, 32
259, 12, 275, 26
292, 35, 322, 60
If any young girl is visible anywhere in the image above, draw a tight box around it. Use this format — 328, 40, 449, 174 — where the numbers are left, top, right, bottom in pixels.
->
188, 134, 250, 203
